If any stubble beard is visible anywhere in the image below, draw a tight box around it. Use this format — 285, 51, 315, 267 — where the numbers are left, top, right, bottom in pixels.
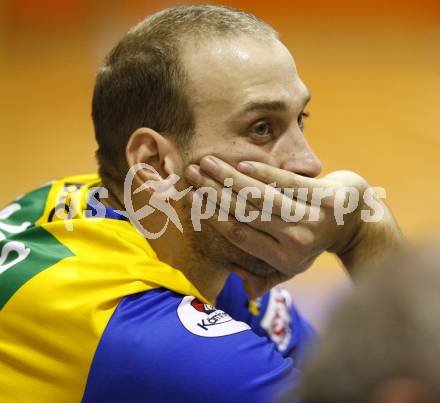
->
179, 181, 277, 278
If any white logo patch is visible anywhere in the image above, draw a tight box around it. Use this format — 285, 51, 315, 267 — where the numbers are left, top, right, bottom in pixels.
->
260, 286, 292, 352
177, 296, 250, 337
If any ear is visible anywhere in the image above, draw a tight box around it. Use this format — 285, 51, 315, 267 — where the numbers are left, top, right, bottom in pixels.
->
126, 127, 179, 185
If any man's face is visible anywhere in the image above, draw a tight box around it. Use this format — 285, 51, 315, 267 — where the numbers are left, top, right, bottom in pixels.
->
178, 35, 322, 275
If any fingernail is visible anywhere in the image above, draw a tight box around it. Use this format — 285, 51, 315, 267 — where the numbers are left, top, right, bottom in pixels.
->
201, 156, 218, 173
237, 161, 254, 174
185, 165, 201, 184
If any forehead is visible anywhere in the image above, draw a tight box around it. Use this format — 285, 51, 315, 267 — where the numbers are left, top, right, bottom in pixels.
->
181, 36, 308, 116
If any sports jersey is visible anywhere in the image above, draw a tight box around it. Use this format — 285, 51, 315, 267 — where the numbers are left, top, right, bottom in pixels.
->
0, 174, 316, 403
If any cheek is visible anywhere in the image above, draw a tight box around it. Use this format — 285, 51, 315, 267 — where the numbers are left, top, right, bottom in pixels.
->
189, 137, 277, 168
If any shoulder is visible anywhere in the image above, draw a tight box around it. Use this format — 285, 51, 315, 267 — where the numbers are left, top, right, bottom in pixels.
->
217, 274, 317, 360
83, 288, 298, 403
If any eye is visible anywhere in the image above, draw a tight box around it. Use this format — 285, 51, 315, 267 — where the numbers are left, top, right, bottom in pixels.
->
298, 111, 309, 130
249, 120, 273, 142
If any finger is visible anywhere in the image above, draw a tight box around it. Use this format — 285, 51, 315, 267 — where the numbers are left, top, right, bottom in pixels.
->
188, 165, 282, 227
237, 161, 328, 193
221, 182, 312, 226
186, 162, 312, 219
197, 156, 287, 211
188, 191, 284, 265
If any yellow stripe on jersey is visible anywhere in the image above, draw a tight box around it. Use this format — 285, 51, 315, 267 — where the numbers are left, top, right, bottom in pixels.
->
0, 174, 208, 403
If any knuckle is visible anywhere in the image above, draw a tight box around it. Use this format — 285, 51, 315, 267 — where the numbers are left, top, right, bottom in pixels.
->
316, 209, 327, 223
293, 227, 315, 249
253, 195, 265, 210
321, 195, 335, 209
228, 223, 247, 244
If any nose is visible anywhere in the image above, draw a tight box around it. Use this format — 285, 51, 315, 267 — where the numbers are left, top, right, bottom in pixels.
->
274, 131, 322, 178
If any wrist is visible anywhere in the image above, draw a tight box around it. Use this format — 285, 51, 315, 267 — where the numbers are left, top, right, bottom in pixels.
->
335, 202, 405, 275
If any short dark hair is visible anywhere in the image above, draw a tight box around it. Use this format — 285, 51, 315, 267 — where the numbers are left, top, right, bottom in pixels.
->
92, 4, 277, 187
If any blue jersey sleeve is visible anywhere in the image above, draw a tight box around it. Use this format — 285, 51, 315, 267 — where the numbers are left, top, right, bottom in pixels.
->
216, 273, 317, 364
82, 288, 300, 403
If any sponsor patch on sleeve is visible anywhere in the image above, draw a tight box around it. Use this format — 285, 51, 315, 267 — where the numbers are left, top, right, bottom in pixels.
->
177, 296, 250, 337
260, 286, 293, 352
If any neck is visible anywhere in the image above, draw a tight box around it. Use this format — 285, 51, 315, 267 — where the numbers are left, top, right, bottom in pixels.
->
147, 220, 229, 302
105, 188, 228, 302
101, 181, 125, 211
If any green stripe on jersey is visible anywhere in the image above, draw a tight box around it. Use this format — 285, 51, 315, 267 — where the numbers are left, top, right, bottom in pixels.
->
0, 226, 73, 309
0, 183, 52, 230
0, 183, 73, 309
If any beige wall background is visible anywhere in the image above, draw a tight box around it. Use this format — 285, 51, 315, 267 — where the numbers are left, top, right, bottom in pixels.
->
1, 0, 439, 328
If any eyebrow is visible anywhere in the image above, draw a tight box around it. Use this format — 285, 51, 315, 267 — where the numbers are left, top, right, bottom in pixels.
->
236, 91, 311, 118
